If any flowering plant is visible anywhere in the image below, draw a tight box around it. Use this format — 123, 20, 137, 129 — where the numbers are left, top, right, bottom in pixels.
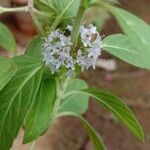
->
0, 0, 150, 149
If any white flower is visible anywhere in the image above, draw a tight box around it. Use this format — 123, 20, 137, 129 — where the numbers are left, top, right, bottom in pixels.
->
76, 50, 97, 70
60, 34, 72, 46
42, 27, 75, 76
80, 24, 97, 47
66, 25, 73, 32
77, 24, 102, 70
47, 29, 60, 42
42, 24, 102, 77
76, 49, 86, 71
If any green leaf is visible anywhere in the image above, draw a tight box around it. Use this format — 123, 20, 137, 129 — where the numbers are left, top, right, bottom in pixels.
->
0, 55, 43, 149
50, 0, 81, 29
57, 111, 105, 150
102, 34, 145, 68
23, 78, 56, 143
34, 0, 56, 16
111, 7, 150, 69
25, 36, 53, 79
51, 0, 81, 19
81, 89, 145, 142
39, 0, 57, 11
0, 57, 17, 91
59, 79, 89, 114
0, 23, 16, 53
25, 36, 43, 61
33, 0, 81, 30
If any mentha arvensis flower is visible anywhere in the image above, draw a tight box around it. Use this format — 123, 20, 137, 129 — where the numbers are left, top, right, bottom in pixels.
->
42, 24, 102, 77
77, 24, 102, 70
42, 28, 75, 76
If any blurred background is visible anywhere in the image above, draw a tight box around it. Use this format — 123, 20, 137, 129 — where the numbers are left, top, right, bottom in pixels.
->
0, 0, 150, 149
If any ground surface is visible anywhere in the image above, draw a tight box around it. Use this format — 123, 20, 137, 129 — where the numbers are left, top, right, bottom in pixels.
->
1, 0, 150, 149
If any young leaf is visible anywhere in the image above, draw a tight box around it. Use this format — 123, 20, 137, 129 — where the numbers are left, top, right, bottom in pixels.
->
102, 34, 145, 68
57, 111, 105, 150
110, 7, 150, 69
0, 23, 16, 53
0, 55, 43, 149
0, 57, 17, 91
23, 78, 56, 143
81, 89, 145, 142
59, 79, 89, 114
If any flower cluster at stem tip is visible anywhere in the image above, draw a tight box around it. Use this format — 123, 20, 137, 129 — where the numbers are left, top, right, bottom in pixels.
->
42, 24, 102, 77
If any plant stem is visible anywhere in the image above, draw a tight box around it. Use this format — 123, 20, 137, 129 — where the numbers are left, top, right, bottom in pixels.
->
30, 141, 36, 150
0, 0, 42, 33
52, 78, 64, 118
52, 77, 70, 119
0, 6, 28, 14
27, 0, 42, 33
71, 0, 86, 51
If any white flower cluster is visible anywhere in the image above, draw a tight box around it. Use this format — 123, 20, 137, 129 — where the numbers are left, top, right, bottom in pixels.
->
42, 28, 75, 77
77, 24, 102, 71
42, 24, 102, 77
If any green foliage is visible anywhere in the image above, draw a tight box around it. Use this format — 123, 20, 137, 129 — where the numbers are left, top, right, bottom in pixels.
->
25, 36, 53, 79
24, 78, 56, 143
0, 0, 148, 149
0, 57, 17, 91
102, 34, 145, 68
50, 0, 81, 19
33, 0, 81, 30
81, 89, 145, 142
0, 55, 43, 149
59, 79, 89, 114
57, 111, 105, 150
110, 7, 150, 69
25, 36, 43, 61
0, 23, 16, 53
34, 0, 56, 16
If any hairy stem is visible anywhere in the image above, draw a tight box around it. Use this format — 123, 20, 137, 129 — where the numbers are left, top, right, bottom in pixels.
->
0, 0, 43, 33
71, 0, 87, 51
0, 6, 28, 14
30, 141, 36, 150
52, 77, 70, 119
27, 0, 42, 33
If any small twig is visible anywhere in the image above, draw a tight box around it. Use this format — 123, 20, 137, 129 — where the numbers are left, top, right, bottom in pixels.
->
28, 0, 34, 21
28, 0, 34, 11
0, 6, 28, 14
30, 141, 36, 150
27, 0, 42, 33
